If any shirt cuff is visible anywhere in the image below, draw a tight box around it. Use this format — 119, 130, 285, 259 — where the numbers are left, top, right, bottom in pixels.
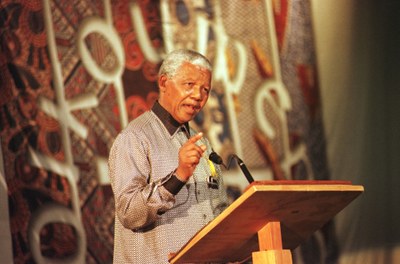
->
162, 174, 186, 195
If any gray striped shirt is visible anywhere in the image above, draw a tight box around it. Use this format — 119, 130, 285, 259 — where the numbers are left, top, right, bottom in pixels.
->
108, 104, 228, 263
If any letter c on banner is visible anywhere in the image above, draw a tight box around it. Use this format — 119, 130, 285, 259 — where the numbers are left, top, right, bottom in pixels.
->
255, 79, 292, 139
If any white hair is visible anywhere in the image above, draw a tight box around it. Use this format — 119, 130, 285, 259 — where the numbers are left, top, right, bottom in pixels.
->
158, 49, 212, 78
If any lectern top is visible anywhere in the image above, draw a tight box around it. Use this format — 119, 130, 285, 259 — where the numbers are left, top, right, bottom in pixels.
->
169, 180, 364, 263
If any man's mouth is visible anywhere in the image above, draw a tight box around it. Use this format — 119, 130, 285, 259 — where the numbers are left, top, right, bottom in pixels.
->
183, 104, 200, 113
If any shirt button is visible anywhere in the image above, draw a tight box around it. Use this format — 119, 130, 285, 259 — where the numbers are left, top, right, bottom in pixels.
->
197, 190, 201, 195
203, 214, 207, 219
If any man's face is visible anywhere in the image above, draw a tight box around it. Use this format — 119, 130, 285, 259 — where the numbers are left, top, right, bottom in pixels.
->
158, 62, 212, 124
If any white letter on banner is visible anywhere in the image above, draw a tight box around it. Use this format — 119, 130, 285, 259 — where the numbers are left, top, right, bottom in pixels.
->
76, 5, 127, 128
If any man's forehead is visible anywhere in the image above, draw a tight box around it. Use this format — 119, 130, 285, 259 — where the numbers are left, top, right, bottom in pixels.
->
175, 62, 211, 77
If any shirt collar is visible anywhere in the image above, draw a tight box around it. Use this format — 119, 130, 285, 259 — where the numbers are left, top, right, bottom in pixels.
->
152, 101, 190, 137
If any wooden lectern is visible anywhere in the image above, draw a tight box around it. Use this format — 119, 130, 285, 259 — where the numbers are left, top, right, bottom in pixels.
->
169, 180, 364, 264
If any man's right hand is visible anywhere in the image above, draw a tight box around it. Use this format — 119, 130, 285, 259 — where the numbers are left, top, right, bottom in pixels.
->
176, 132, 207, 181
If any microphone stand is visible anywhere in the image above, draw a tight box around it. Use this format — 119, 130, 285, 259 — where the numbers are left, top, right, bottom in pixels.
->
228, 154, 254, 184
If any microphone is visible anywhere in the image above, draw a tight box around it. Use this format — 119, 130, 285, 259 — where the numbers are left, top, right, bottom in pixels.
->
208, 151, 254, 184
209, 151, 223, 165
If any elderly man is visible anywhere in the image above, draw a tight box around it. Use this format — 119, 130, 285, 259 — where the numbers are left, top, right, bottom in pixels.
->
108, 49, 229, 263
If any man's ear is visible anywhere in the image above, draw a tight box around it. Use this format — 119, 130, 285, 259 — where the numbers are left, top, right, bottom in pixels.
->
158, 75, 168, 93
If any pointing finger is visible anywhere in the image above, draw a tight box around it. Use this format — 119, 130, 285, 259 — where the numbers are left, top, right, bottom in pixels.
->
188, 132, 203, 144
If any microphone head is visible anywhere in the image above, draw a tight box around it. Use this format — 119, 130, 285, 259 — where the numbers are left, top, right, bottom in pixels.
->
209, 151, 223, 165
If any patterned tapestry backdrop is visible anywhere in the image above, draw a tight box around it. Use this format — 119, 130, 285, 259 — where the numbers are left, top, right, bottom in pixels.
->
0, 0, 336, 263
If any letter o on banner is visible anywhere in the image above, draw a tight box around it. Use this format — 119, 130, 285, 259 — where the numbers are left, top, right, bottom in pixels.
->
28, 204, 86, 264
76, 17, 125, 83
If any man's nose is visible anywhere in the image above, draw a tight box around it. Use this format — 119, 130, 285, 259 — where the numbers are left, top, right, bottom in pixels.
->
189, 86, 203, 100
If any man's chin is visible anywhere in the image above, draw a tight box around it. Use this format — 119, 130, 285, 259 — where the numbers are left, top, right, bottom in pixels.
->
179, 113, 197, 123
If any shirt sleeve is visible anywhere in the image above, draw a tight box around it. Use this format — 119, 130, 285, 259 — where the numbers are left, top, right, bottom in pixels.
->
108, 130, 177, 230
